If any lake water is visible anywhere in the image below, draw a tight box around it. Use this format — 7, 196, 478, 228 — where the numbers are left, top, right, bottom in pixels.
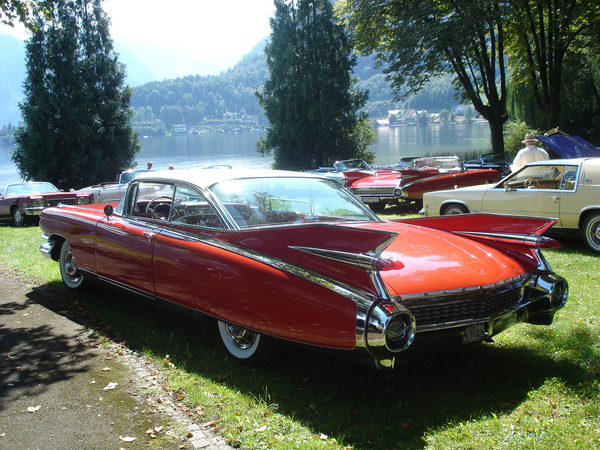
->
0, 122, 491, 187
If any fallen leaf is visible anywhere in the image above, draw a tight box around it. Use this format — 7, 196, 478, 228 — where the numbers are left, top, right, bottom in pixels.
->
118, 436, 137, 442
102, 382, 118, 390
101, 367, 111, 372
202, 420, 220, 428
27, 405, 41, 413
254, 425, 267, 433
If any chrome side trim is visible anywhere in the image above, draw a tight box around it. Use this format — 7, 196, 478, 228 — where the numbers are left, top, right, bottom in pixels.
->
452, 231, 555, 247
97, 275, 155, 299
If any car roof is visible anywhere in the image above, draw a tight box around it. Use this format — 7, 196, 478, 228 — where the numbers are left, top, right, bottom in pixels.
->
133, 168, 326, 189
524, 157, 597, 166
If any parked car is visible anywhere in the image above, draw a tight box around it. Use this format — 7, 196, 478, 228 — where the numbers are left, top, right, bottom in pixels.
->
349, 156, 500, 212
77, 169, 154, 203
39, 169, 568, 369
536, 132, 600, 158
0, 181, 93, 227
305, 159, 375, 186
464, 153, 512, 177
421, 157, 600, 253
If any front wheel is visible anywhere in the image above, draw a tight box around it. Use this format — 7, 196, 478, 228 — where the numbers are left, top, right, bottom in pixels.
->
59, 240, 87, 290
582, 213, 600, 253
442, 203, 469, 215
12, 208, 24, 227
217, 320, 271, 365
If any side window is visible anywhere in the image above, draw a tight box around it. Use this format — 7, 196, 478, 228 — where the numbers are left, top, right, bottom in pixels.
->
507, 165, 563, 190
560, 165, 578, 191
169, 185, 226, 229
124, 182, 175, 221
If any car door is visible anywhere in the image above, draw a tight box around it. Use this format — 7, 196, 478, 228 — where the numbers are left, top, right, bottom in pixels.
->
151, 184, 235, 310
479, 163, 566, 220
94, 180, 175, 297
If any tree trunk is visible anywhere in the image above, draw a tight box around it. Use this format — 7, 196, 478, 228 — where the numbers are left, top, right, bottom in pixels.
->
488, 118, 505, 154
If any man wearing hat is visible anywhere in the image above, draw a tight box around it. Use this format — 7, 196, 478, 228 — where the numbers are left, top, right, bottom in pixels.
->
510, 134, 549, 172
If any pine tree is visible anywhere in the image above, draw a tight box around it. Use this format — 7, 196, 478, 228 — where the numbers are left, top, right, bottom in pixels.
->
13, 0, 140, 189
256, 0, 371, 170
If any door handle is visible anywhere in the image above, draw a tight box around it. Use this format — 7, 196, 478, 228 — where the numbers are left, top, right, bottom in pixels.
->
142, 231, 155, 242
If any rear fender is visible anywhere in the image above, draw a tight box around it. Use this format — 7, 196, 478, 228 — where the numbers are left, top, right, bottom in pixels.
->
216, 223, 400, 297
397, 213, 557, 237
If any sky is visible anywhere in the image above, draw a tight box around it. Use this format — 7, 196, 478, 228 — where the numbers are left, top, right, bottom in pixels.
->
0, 0, 276, 78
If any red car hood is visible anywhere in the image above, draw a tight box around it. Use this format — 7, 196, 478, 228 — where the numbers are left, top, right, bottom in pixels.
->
350, 169, 430, 187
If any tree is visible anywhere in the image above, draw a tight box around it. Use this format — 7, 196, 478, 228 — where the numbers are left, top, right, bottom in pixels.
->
506, 0, 600, 131
13, 0, 140, 189
338, 0, 510, 153
256, 0, 371, 170
1, 0, 56, 30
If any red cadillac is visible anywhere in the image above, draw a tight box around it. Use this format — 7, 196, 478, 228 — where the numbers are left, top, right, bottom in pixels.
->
349, 156, 500, 212
39, 169, 567, 369
1, 181, 93, 227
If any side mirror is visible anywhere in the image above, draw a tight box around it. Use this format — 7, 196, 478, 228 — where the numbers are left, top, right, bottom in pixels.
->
504, 182, 513, 192
103, 204, 114, 217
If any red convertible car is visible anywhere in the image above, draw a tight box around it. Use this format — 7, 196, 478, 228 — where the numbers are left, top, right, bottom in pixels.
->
38, 169, 567, 369
1, 181, 93, 227
349, 156, 501, 212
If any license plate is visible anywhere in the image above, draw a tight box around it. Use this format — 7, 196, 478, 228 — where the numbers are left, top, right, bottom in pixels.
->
462, 323, 488, 343
362, 197, 380, 203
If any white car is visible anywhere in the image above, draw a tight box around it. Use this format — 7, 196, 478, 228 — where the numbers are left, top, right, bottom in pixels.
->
421, 157, 600, 253
77, 169, 154, 203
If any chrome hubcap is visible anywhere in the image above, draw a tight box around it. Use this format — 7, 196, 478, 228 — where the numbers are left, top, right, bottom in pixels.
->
64, 250, 79, 279
224, 324, 257, 350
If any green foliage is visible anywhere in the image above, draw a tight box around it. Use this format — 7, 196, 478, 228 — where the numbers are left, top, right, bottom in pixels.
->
508, 49, 600, 145
0, 0, 56, 31
256, 0, 369, 170
503, 120, 542, 157
337, 0, 511, 153
505, 0, 600, 130
12, 0, 140, 189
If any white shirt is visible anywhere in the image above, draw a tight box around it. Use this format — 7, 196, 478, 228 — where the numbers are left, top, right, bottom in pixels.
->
510, 145, 549, 172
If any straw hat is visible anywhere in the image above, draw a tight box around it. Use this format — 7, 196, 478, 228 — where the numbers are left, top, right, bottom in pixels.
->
522, 134, 539, 144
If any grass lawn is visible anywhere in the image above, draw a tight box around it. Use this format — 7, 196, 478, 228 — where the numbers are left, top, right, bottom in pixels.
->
0, 214, 598, 449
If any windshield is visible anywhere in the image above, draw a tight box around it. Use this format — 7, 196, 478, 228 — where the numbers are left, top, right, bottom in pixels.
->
5, 182, 58, 195
210, 177, 381, 228
335, 159, 370, 171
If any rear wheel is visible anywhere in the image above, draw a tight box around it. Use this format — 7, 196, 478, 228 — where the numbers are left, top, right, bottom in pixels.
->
582, 213, 600, 253
442, 204, 469, 215
59, 240, 87, 290
217, 320, 271, 365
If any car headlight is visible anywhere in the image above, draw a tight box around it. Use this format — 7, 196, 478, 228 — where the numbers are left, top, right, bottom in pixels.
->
31, 199, 45, 207
77, 197, 90, 205
393, 187, 406, 198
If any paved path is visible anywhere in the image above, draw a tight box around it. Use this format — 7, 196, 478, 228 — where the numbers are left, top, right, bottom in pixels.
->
0, 273, 232, 449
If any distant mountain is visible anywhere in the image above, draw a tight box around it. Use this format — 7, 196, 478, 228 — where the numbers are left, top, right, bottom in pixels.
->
0, 32, 457, 128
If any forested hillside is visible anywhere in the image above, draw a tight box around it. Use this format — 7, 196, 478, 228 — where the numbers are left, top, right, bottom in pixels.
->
130, 39, 459, 136
2, 33, 459, 135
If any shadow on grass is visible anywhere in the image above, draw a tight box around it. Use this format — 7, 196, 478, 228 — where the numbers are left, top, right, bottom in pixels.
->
26, 276, 597, 450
